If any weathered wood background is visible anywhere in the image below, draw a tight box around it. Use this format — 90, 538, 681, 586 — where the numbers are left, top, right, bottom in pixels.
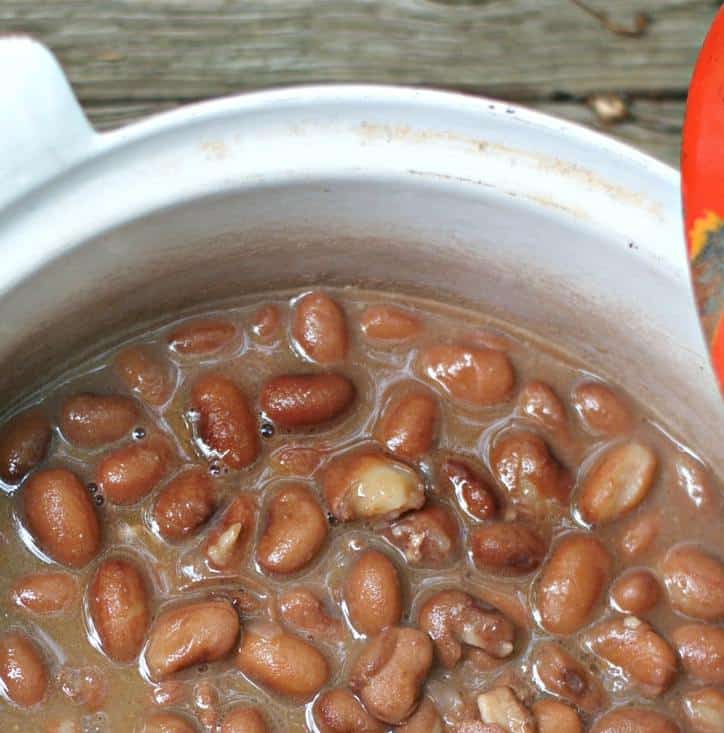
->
3, 0, 721, 165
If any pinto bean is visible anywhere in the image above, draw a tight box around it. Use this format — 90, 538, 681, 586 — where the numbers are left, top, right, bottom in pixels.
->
23, 468, 101, 567
418, 344, 514, 407
532, 699, 582, 733
10, 572, 78, 615
610, 569, 661, 616
681, 687, 724, 733
58, 664, 107, 711
662, 544, 724, 621
204, 494, 256, 569
619, 510, 661, 559
322, 448, 425, 522
0, 631, 48, 707
269, 445, 325, 477
345, 550, 403, 636
572, 382, 632, 436
579, 442, 657, 526
96, 435, 172, 505
114, 345, 175, 407
590, 706, 679, 733
491, 430, 571, 505
154, 468, 216, 540
60, 393, 139, 449
140, 712, 199, 733
588, 616, 677, 697
438, 457, 499, 520
674, 453, 719, 511
383, 502, 459, 567
0, 408, 52, 484
144, 600, 239, 680
418, 590, 515, 669
168, 318, 237, 356
261, 374, 355, 428
476, 686, 536, 733
249, 304, 282, 344
292, 291, 348, 364
192, 680, 219, 729
221, 706, 269, 733
235, 621, 329, 701
535, 533, 612, 635
396, 697, 443, 732
257, 484, 327, 574
672, 623, 724, 684
190, 373, 259, 470
89, 558, 150, 663
360, 305, 422, 342
314, 688, 385, 733
517, 381, 566, 432
374, 384, 439, 460
349, 626, 433, 724
277, 588, 345, 642
471, 522, 547, 576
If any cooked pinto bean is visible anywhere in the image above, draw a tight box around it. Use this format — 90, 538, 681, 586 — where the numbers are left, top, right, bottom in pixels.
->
674, 452, 719, 511
269, 445, 325, 477
153, 468, 216, 540
672, 623, 724, 684
360, 305, 422, 342
396, 697, 443, 732
58, 664, 107, 710
619, 510, 661, 559
681, 687, 724, 733
89, 558, 150, 663
588, 616, 677, 697
322, 448, 425, 522
277, 588, 345, 642
235, 621, 329, 701
532, 699, 582, 733
345, 549, 403, 636
418, 344, 514, 407
60, 393, 139, 449
438, 456, 499, 520
167, 318, 237, 356
10, 572, 78, 615
140, 712, 198, 733
476, 686, 536, 733
572, 381, 632, 436
114, 345, 175, 407
383, 502, 459, 566
257, 484, 327, 574
471, 522, 547, 576
261, 374, 355, 428
96, 435, 172, 505
292, 291, 348, 364
221, 706, 269, 733
579, 442, 657, 525
590, 707, 679, 733
314, 688, 385, 733
349, 626, 433, 724
418, 590, 515, 669
662, 544, 724, 621
204, 494, 256, 569
144, 600, 239, 681
0, 631, 48, 708
249, 304, 282, 344
610, 569, 661, 616
23, 468, 101, 568
517, 381, 567, 432
0, 408, 52, 484
374, 383, 439, 460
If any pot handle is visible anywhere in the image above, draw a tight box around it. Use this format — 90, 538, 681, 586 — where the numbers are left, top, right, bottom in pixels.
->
0, 36, 97, 212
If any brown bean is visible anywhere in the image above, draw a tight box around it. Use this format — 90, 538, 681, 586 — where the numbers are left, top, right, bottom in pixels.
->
292, 291, 348, 364
0, 408, 52, 484
572, 381, 632, 436
438, 457, 499, 520
674, 453, 719, 511
154, 468, 216, 540
532, 699, 582, 733
395, 698, 443, 732
168, 318, 237, 356
277, 588, 345, 642
192, 680, 219, 729
204, 494, 257, 569
322, 448, 425, 522
360, 304, 422, 342
261, 374, 355, 428
471, 522, 547, 576
531, 642, 607, 713
10, 572, 78, 615
249, 304, 282, 344
517, 381, 566, 432
60, 393, 139, 449
418, 344, 514, 407
0, 631, 48, 707
96, 435, 172, 505
681, 687, 724, 733
114, 345, 175, 407
491, 430, 572, 505
269, 445, 325, 477
591, 707, 679, 733
314, 688, 385, 733
374, 384, 439, 460
588, 616, 677, 697
619, 510, 661, 559
58, 664, 107, 711
384, 503, 459, 567
190, 373, 259, 470
140, 712, 198, 733
419, 590, 515, 669
610, 569, 661, 616
23, 468, 101, 567
662, 544, 724, 621
221, 706, 269, 733
579, 442, 657, 525
235, 620, 329, 701
535, 533, 612, 634
257, 484, 327, 574
476, 686, 536, 733
144, 600, 239, 680
89, 558, 150, 663
672, 623, 724, 684
350, 626, 433, 724
345, 550, 403, 636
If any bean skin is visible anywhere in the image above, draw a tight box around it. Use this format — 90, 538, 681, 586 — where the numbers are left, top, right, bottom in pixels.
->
204, 494, 257, 569
314, 688, 385, 733
590, 706, 680, 733
221, 706, 269, 733
154, 468, 216, 541
572, 381, 632, 436
0, 408, 52, 484
360, 305, 422, 342
10, 572, 78, 615
438, 456, 499, 520
0, 631, 49, 708
470, 522, 547, 576
662, 544, 724, 622
59, 393, 139, 449
476, 686, 536, 733
672, 623, 724, 684
114, 345, 175, 407
292, 291, 348, 365
384, 503, 459, 567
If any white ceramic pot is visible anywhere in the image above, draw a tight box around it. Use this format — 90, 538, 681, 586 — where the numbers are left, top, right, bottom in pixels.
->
1, 38, 721, 464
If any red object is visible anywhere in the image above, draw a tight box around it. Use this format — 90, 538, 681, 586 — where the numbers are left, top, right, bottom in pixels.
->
682, 7, 724, 389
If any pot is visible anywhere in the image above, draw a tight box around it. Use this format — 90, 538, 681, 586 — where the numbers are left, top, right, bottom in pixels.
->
0, 37, 721, 466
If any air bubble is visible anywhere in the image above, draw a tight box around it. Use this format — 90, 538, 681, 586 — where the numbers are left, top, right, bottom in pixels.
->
95, 495, 105, 506
132, 426, 146, 440
260, 422, 275, 439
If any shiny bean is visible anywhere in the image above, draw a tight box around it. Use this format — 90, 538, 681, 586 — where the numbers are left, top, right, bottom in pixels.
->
674, 453, 719, 511
384, 502, 459, 567
167, 318, 237, 356
10, 572, 78, 615
314, 688, 385, 733
114, 345, 175, 407
672, 623, 724, 684
140, 712, 199, 733
590, 707, 679, 733
269, 445, 325, 477
360, 305, 422, 342
60, 393, 139, 449
471, 522, 547, 576
572, 381, 632, 436
532, 699, 582, 733
277, 588, 345, 642
0, 408, 52, 485
610, 569, 660, 616
153, 468, 216, 540
662, 544, 724, 621
517, 381, 566, 432
0, 631, 48, 708
292, 291, 348, 364
249, 304, 282, 344
681, 687, 724, 733
438, 456, 499, 520
221, 706, 270, 733
619, 510, 661, 559
396, 697, 443, 732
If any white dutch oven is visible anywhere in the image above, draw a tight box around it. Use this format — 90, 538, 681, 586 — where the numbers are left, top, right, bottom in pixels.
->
1, 38, 721, 465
